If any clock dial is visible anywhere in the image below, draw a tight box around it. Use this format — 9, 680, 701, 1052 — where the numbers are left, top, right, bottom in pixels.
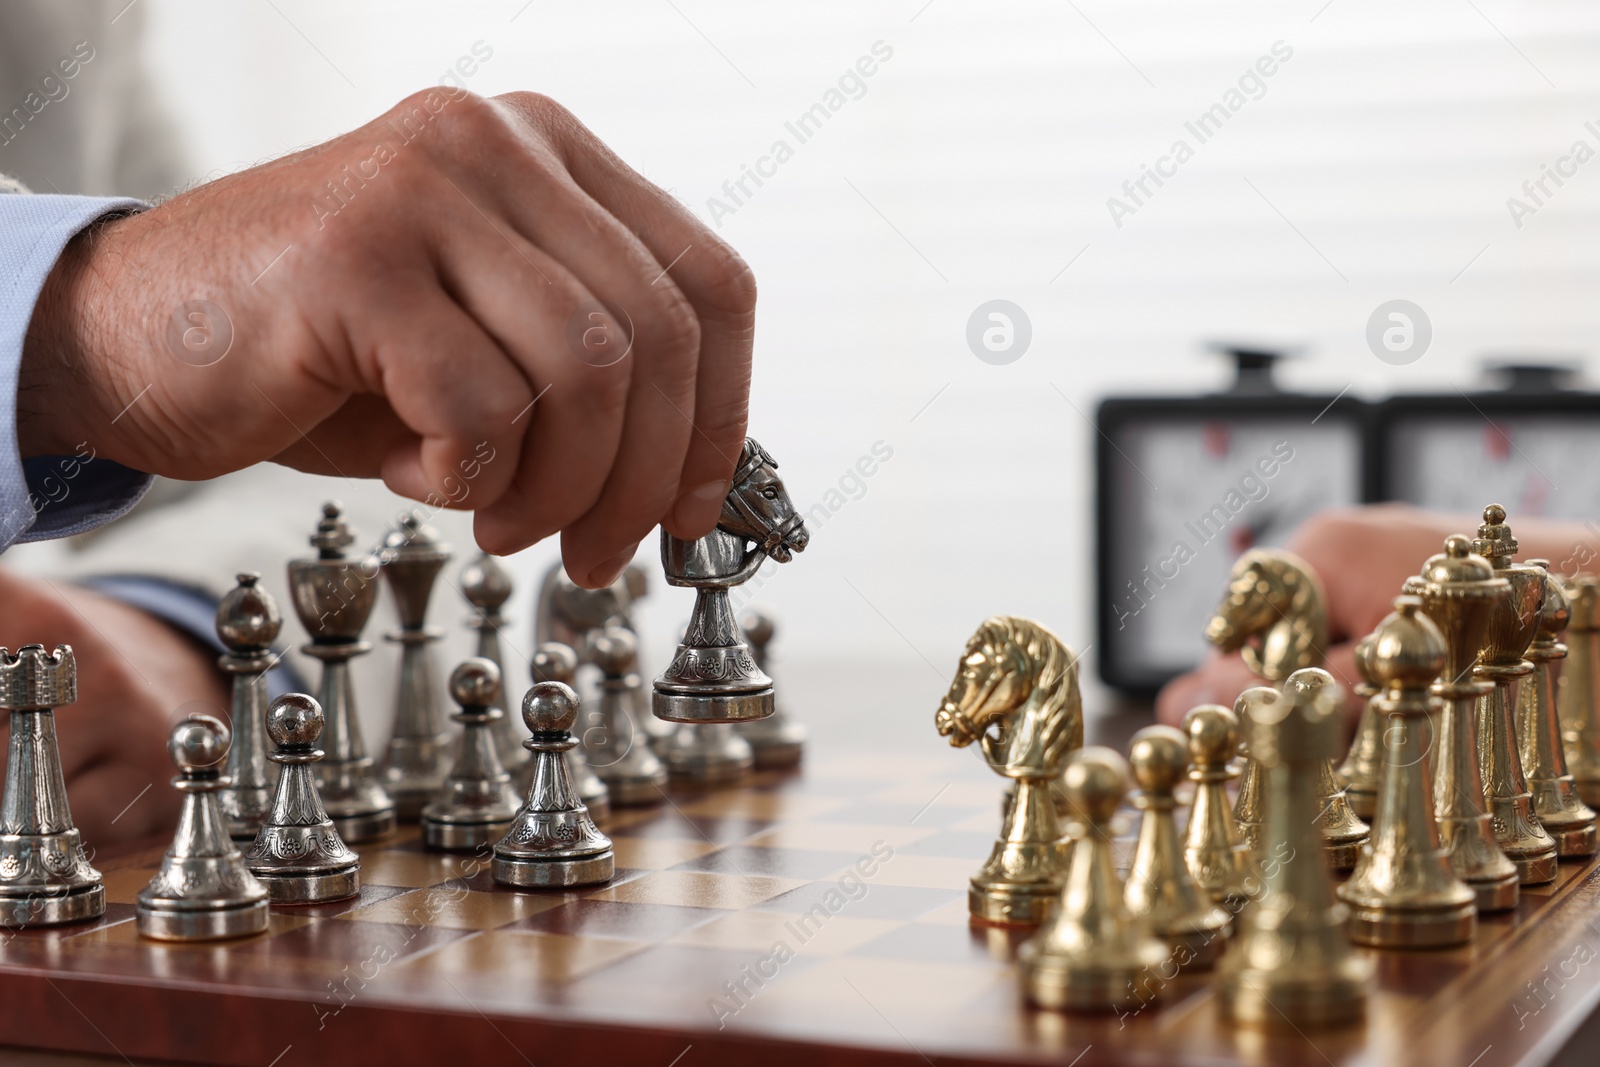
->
1388, 416, 1600, 520
1105, 417, 1364, 678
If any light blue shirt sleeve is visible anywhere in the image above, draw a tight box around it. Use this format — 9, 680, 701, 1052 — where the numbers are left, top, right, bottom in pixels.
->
0, 192, 154, 548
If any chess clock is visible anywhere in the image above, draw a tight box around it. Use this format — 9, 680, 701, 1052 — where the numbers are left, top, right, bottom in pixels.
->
1376, 365, 1600, 522
1095, 349, 1373, 694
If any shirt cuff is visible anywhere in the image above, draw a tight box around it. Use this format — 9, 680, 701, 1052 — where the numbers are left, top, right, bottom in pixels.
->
0, 195, 153, 548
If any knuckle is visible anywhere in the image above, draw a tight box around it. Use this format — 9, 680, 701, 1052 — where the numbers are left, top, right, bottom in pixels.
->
695, 242, 758, 319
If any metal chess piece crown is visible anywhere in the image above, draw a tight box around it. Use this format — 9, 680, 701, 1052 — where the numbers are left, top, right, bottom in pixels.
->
287, 502, 395, 843
1017, 747, 1169, 1012
461, 552, 526, 774
423, 659, 522, 851
1338, 596, 1477, 948
1181, 704, 1250, 910
492, 682, 614, 888
1419, 534, 1519, 913
653, 438, 809, 724
531, 642, 609, 823
582, 626, 667, 806
1471, 505, 1559, 885
0, 644, 104, 928
378, 511, 454, 820
735, 610, 807, 768
1516, 561, 1597, 858
935, 616, 1080, 925
1124, 725, 1231, 969
137, 715, 270, 941
216, 573, 282, 841
245, 694, 360, 902
1216, 674, 1370, 1028
1559, 575, 1600, 806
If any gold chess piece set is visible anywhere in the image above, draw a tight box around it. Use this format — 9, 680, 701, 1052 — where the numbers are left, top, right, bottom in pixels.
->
935, 502, 1600, 1026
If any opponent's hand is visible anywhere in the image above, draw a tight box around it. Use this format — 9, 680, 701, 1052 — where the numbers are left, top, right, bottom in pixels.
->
1155, 503, 1600, 728
0, 569, 226, 844
20, 89, 757, 589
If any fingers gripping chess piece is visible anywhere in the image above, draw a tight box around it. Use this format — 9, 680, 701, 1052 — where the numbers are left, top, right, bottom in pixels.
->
378, 512, 455, 821
653, 438, 810, 725
1337, 597, 1476, 948
245, 694, 360, 902
735, 610, 807, 769
1124, 726, 1231, 969
1421, 534, 1519, 913
216, 573, 283, 841
423, 659, 523, 851
935, 616, 1081, 925
1559, 576, 1600, 806
137, 715, 270, 941
531, 643, 610, 823
1516, 561, 1597, 858
492, 682, 615, 888
288, 503, 395, 843
1216, 677, 1370, 1028
1471, 505, 1558, 885
1017, 748, 1169, 1012
461, 552, 527, 776
1181, 705, 1250, 910
0, 645, 104, 928
583, 627, 667, 807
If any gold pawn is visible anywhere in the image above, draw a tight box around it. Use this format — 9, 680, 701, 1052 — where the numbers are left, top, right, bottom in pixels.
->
1471, 505, 1558, 885
1560, 576, 1600, 806
1216, 672, 1370, 1028
1517, 561, 1597, 858
1337, 633, 1383, 821
1125, 726, 1232, 969
1182, 705, 1251, 909
1338, 596, 1477, 947
1421, 534, 1519, 913
1231, 687, 1276, 856
1019, 747, 1170, 1012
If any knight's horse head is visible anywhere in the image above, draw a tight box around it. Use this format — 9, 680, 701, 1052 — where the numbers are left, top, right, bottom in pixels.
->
935, 616, 1083, 779
719, 439, 810, 563
1204, 548, 1328, 682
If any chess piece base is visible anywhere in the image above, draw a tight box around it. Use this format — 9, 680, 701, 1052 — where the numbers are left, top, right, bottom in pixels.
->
254, 865, 360, 905
387, 787, 441, 823
601, 774, 667, 807
0, 884, 104, 929
653, 687, 773, 725
1216, 964, 1368, 1028
492, 849, 614, 888
749, 737, 804, 769
1510, 849, 1558, 885
424, 817, 514, 852
1576, 778, 1600, 808
1465, 872, 1520, 913
1018, 939, 1168, 1012
1157, 917, 1231, 970
968, 882, 1058, 926
330, 810, 396, 844
1553, 822, 1598, 858
137, 899, 269, 942
1324, 839, 1365, 872
1344, 901, 1476, 949
665, 751, 753, 784
585, 796, 612, 825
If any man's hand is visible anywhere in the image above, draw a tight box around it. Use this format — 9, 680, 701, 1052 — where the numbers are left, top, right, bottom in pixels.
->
0, 569, 227, 844
1156, 503, 1600, 728
20, 89, 757, 589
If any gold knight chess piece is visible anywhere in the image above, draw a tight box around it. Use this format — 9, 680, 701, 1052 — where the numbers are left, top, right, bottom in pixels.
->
1517, 561, 1597, 858
935, 616, 1082, 925
1560, 575, 1600, 806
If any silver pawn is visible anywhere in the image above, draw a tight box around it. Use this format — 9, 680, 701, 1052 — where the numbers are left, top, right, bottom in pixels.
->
288, 502, 395, 843
423, 659, 522, 851
217, 572, 282, 841
736, 610, 806, 768
493, 682, 615, 888
461, 552, 526, 775
137, 715, 270, 941
378, 511, 454, 820
0, 645, 103, 927
245, 694, 360, 903
583, 626, 667, 806
531, 642, 609, 823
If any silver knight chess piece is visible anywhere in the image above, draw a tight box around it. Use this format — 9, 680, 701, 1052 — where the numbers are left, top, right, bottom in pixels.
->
288, 502, 395, 843
423, 659, 523, 851
378, 511, 454, 820
653, 439, 809, 724
0, 645, 104, 928
736, 610, 806, 768
137, 715, 270, 941
461, 552, 526, 775
245, 694, 360, 903
216, 573, 282, 841
492, 682, 615, 888
531, 643, 609, 822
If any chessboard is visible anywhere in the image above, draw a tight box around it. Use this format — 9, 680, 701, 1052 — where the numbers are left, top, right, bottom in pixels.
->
0, 743, 1598, 1067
